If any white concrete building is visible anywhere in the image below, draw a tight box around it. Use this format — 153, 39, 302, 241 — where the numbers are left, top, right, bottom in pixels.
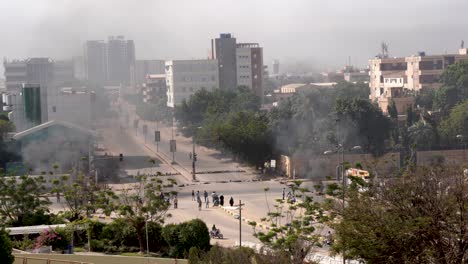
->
165, 60, 219, 108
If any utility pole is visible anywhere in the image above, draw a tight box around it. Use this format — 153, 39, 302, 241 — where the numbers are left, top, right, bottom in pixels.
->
192, 137, 196, 181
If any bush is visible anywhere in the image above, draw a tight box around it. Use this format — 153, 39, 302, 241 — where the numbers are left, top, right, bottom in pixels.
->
35, 228, 68, 251
11, 235, 34, 251
162, 219, 210, 258
0, 228, 14, 264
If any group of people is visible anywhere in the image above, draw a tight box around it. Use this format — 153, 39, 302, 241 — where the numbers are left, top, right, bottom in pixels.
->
159, 192, 178, 209
191, 190, 235, 210
282, 187, 297, 203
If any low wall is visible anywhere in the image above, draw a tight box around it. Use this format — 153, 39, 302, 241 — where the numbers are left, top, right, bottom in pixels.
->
280, 149, 467, 179
14, 254, 187, 264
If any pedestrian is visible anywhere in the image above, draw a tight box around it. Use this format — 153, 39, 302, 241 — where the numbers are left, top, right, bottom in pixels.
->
56, 191, 61, 203
196, 190, 200, 199
206, 198, 209, 208
197, 197, 202, 211
192, 190, 195, 201
220, 194, 224, 206
174, 196, 178, 209
229, 196, 234, 207
204, 190, 208, 202
282, 188, 285, 200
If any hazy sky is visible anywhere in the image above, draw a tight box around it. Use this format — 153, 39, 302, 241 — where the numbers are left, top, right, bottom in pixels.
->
1, 0, 467, 72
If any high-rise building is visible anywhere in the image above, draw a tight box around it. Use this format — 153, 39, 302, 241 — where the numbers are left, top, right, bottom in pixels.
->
211, 33, 237, 90
165, 59, 219, 108
107, 36, 135, 86
134, 60, 165, 88
84, 40, 107, 85
236, 43, 264, 100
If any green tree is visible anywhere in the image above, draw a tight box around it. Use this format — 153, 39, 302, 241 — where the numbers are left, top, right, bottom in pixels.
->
434, 60, 468, 114
335, 98, 392, 156
407, 121, 438, 150
254, 181, 325, 264
333, 165, 468, 263
215, 111, 273, 167
0, 228, 14, 264
106, 175, 172, 253
0, 175, 50, 226
53, 174, 103, 221
439, 100, 468, 146
387, 100, 398, 120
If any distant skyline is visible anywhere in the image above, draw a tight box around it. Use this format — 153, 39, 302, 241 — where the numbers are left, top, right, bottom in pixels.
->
1, 0, 468, 73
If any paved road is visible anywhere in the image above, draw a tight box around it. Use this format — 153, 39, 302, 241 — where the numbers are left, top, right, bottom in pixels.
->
117, 100, 259, 183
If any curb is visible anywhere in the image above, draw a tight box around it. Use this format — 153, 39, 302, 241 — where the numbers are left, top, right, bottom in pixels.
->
220, 206, 273, 232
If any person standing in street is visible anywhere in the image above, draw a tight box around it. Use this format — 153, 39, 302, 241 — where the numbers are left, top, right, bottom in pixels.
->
282, 188, 285, 200
174, 196, 178, 209
206, 198, 209, 208
197, 196, 202, 211
220, 194, 224, 206
204, 190, 208, 202
229, 196, 234, 207
192, 190, 195, 201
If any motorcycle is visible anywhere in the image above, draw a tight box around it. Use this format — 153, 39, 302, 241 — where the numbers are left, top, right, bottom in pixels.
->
210, 229, 223, 239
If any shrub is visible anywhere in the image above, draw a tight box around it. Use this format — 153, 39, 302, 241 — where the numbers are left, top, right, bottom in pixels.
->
35, 228, 68, 251
0, 228, 14, 264
162, 219, 210, 258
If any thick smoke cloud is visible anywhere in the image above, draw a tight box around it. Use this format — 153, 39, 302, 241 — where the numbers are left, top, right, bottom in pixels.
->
1, 0, 468, 74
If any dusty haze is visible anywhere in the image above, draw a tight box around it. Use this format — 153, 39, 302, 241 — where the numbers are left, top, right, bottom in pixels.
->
1, 0, 467, 72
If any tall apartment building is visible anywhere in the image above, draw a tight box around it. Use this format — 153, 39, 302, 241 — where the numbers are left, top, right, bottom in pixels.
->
236, 43, 264, 100
211, 33, 237, 90
133, 60, 165, 88
369, 48, 468, 114
84, 40, 107, 85
107, 36, 135, 86
165, 60, 219, 108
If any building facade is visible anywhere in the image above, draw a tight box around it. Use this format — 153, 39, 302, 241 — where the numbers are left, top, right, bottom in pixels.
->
236, 43, 264, 100
369, 48, 468, 114
107, 36, 135, 86
142, 74, 166, 104
165, 60, 219, 108
84, 40, 107, 85
134, 60, 165, 88
211, 33, 237, 90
